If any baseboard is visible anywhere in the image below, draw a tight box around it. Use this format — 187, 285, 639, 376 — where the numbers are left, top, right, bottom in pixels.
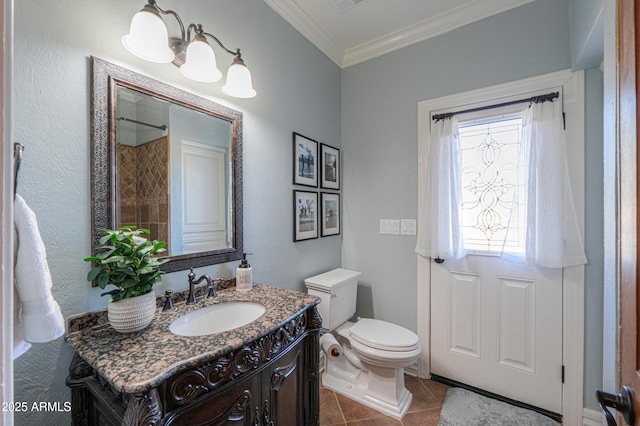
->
582, 407, 602, 425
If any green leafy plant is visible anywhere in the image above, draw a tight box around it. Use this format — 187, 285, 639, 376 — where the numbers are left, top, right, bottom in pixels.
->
84, 226, 169, 302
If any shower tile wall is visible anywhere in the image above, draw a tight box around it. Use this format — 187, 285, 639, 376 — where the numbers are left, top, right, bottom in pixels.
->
118, 137, 170, 252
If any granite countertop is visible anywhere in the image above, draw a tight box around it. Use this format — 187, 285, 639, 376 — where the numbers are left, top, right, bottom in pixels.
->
65, 283, 320, 394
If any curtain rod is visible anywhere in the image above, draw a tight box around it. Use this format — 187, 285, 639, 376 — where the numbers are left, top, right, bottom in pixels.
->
117, 116, 167, 131
431, 91, 560, 122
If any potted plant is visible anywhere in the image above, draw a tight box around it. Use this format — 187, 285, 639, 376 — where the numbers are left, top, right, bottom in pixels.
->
84, 226, 169, 333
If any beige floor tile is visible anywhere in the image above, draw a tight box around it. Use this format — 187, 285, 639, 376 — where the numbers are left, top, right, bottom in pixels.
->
319, 377, 446, 426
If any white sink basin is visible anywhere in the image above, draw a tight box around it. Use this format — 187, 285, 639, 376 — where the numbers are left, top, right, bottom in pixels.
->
169, 302, 266, 337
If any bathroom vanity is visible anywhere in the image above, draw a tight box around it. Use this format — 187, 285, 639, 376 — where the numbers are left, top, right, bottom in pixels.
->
65, 283, 322, 425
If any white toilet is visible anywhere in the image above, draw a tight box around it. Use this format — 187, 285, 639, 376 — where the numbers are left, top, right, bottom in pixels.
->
305, 268, 421, 420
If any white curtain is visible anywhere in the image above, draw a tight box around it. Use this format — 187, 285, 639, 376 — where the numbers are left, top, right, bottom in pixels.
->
501, 101, 587, 268
415, 117, 467, 260
416, 100, 586, 269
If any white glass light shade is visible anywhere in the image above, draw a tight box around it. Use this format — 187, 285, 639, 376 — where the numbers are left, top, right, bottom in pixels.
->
122, 8, 174, 63
180, 39, 223, 83
221, 61, 257, 98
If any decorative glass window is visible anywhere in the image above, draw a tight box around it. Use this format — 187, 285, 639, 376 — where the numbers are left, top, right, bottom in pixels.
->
458, 114, 526, 254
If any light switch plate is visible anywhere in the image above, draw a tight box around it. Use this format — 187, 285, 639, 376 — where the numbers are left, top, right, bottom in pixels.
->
401, 219, 417, 236
379, 219, 400, 235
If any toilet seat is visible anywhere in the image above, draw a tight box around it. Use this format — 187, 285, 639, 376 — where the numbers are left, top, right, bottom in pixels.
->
346, 319, 421, 368
349, 319, 419, 352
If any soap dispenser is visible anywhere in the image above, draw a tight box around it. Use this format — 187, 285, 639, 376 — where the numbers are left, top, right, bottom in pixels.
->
236, 253, 253, 292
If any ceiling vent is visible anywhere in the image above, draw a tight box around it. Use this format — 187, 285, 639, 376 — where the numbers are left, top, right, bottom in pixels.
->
329, 0, 367, 14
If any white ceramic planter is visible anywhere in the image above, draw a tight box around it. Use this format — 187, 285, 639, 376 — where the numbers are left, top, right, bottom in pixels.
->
107, 291, 157, 333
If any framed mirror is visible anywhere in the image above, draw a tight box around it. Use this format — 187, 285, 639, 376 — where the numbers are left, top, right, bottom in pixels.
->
90, 56, 243, 273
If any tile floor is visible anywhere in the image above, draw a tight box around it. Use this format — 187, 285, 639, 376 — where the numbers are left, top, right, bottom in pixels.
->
319, 375, 451, 426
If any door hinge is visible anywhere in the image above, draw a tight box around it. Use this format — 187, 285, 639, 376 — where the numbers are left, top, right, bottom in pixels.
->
562, 365, 565, 383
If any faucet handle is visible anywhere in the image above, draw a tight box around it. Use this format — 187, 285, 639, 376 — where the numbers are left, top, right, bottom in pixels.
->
186, 268, 198, 305
206, 284, 216, 298
162, 290, 174, 311
207, 276, 220, 298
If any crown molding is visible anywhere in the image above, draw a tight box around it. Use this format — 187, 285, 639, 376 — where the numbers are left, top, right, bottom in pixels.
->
266, 0, 536, 68
343, 0, 536, 67
264, 0, 345, 66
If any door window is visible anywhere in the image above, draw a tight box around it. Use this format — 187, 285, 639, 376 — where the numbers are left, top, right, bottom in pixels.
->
458, 114, 525, 254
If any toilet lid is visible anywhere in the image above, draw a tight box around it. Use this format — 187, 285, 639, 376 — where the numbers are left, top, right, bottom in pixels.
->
349, 319, 419, 352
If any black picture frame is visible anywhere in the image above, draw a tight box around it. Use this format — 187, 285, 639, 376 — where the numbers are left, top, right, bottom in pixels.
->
293, 132, 318, 187
293, 190, 319, 241
321, 192, 340, 237
320, 144, 340, 190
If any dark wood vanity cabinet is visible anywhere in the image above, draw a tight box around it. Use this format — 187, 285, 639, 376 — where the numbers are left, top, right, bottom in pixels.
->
163, 335, 312, 425
66, 307, 321, 426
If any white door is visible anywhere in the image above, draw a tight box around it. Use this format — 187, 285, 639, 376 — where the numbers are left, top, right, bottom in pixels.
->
429, 105, 564, 414
431, 255, 563, 413
181, 140, 228, 253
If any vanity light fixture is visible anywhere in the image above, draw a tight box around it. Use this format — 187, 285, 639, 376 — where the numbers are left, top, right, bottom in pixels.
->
122, 0, 257, 98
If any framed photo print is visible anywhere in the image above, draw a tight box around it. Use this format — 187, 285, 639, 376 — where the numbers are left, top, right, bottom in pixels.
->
320, 144, 340, 189
293, 190, 318, 241
293, 132, 318, 187
321, 192, 340, 237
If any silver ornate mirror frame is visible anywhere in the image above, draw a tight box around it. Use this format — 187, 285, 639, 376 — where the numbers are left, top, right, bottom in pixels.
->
90, 56, 243, 274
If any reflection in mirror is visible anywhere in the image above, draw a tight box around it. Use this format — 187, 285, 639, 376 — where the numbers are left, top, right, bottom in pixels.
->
91, 57, 243, 273
116, 87, 233, 256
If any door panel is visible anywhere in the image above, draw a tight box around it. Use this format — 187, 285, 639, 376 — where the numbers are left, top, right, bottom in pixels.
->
448, 271, 481, 358
431, 255, 563, 414
497, 277, 535, 373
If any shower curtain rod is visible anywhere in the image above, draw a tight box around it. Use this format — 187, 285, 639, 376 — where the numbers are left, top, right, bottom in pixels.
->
431, 91, 559, 122
117, 116, 167, 131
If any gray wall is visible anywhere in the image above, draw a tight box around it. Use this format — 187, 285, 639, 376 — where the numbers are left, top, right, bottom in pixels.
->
13, 1, 341, 424
569, 0, 605, 70
341, 0, 603, 412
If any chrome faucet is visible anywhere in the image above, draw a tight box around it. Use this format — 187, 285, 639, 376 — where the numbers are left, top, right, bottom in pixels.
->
186, 268, 217, 304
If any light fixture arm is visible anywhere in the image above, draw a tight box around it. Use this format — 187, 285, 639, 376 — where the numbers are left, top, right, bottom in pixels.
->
147, 0, 186, 42
187, 22, 243, 59
139, 0, 244, 62
201, 30, 238, 57
147, 0, 238, 58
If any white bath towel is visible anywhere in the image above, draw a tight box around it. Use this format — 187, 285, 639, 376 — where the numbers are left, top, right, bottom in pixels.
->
13, 194, 65, 353
12, 290, 30, 359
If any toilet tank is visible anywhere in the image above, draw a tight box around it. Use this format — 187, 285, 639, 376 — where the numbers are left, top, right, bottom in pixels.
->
305, 268, 362, 330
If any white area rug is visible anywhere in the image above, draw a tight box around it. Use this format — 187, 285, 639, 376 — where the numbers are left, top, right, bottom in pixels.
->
438, 388, 560, 426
